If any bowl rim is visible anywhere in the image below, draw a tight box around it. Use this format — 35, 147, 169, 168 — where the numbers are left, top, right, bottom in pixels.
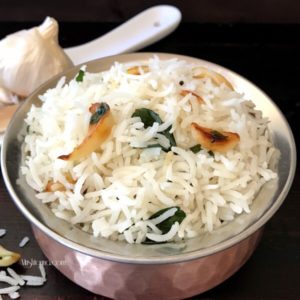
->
1, 52, 297, 264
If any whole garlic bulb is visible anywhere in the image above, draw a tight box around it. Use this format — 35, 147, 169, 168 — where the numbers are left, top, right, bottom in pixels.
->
0, 17, 73, 97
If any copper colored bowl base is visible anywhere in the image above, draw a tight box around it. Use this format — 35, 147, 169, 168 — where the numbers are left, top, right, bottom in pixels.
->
32, 226, 263, 299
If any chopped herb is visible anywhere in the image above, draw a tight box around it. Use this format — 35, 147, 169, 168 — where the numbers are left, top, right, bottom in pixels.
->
143, 206, 186, 244
208, 150, 214, 157
131, 108, 176, 151
149, 206, 186, 234
146, 143, 161, 149
76, 70, 85, 82
142, 239, 167, 245
90, 102, 110, 124
210, 130, 227, 143
132, 108, 162, 128
190, 144, 202, 153
163, 125, 176, 148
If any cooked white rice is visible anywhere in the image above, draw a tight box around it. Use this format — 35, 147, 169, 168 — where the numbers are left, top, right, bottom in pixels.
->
21, 56, 278, 244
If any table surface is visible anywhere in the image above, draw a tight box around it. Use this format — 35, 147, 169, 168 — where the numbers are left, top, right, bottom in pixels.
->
0, 22, 299, 299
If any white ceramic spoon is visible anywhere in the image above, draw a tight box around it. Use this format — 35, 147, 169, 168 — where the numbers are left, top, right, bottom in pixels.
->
65, 5, 181, 65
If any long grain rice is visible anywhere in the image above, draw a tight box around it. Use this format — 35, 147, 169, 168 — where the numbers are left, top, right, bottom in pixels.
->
21, 56, 278, 244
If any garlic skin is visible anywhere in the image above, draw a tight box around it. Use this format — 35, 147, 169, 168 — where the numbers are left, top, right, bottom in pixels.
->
0, 17, 73, 97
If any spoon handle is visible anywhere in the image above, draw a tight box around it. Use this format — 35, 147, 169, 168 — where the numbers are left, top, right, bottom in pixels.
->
64, 5, 181, 65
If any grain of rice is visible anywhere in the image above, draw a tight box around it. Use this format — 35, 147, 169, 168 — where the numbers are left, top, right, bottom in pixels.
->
6, 268, 25, 286
18, 236, 29, 248
0, 274, 18, 286
21, 275, 45, 286
0, 229, 6, 237
0, 263, 47, 299
0, 286, 20, 295
146, 222, 180, 242
150, 207, 178, 225
38, 263, 46, 280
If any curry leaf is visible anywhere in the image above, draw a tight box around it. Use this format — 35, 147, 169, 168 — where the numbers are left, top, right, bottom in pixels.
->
146, 143, 162, 149
142, 206, 186, 244
208, 150, 215, 157
190, 144, 202, 153
76, 70, 85, 82
132, 108, 162, 128
142, 239, 167, 245
149, 206, 186, 234
131, 108, 176, 151
163, 126, 176, 148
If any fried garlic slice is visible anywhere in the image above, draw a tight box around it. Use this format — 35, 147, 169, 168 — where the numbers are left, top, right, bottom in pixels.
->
180, 90, 204, 104
0, 245, 21, 267
193, 66, 234, 90
45, 172, 76, 192
45, 181, 65, 192
59, 103, 114, 161
126, 65, 149, 75
191, 123, 239, 153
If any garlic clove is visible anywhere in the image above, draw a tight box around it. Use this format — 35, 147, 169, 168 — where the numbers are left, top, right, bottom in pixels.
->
0, 17, 73, 97
193, 66, 234, 90
0, 245, 21, 267
191, 122, 240, 153
59, 103, 114, 161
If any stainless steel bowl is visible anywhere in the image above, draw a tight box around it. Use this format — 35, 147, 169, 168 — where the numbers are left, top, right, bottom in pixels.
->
1, 53, 296, 299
